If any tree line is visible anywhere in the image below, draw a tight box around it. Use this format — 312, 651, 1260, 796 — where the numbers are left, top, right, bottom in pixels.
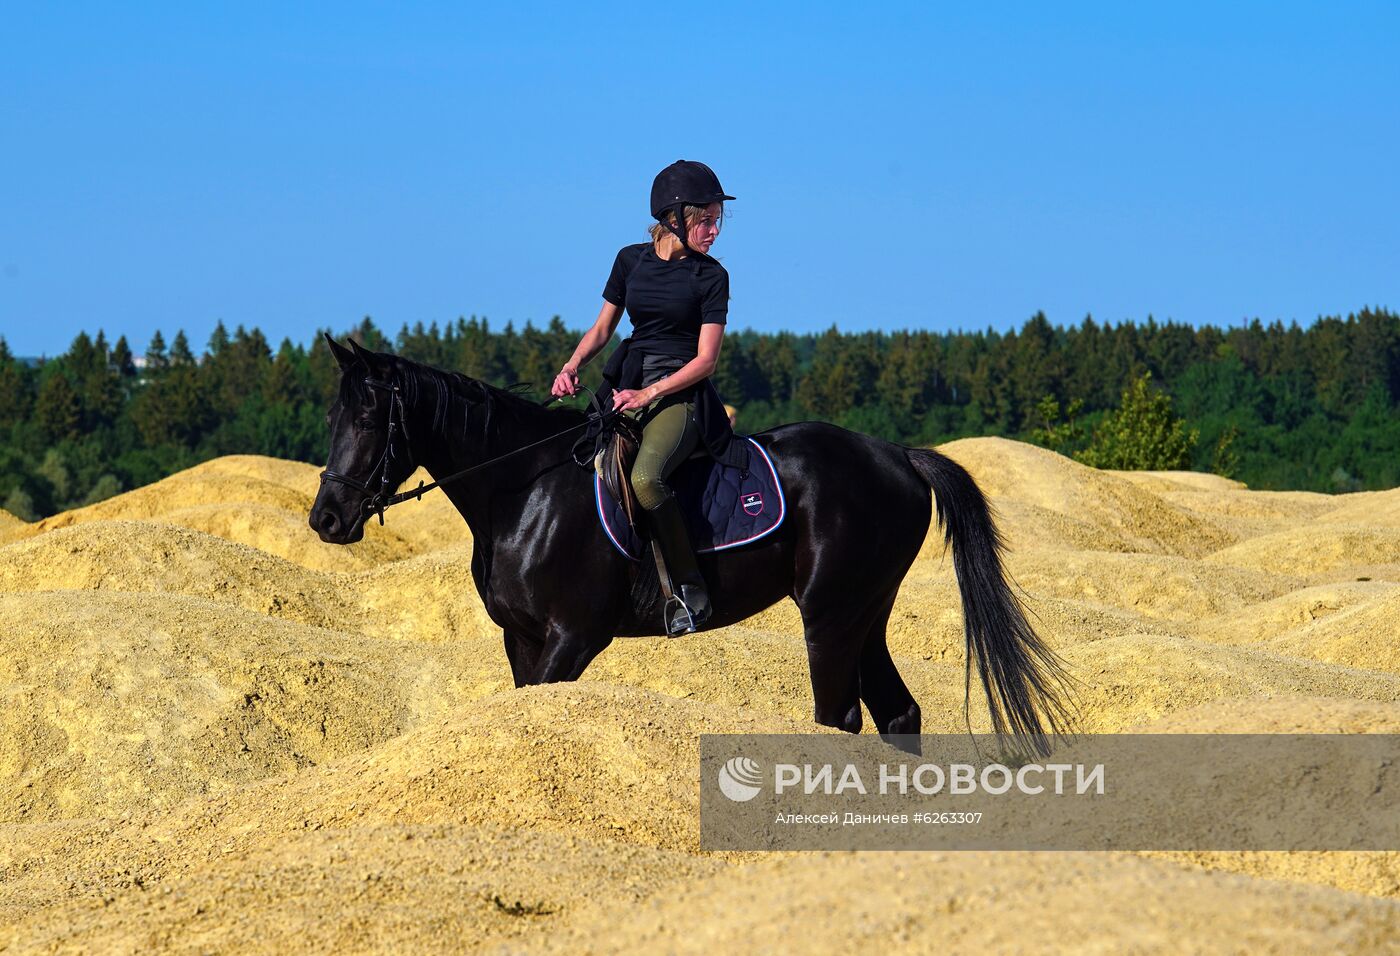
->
1, 307, 1396, 519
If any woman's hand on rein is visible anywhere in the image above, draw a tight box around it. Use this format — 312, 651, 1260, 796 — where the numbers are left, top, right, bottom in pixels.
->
611, 387, 656, 412
551, 367, 579, 398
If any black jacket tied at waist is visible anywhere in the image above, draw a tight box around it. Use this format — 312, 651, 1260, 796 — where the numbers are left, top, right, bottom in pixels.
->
595, 337, 748, 471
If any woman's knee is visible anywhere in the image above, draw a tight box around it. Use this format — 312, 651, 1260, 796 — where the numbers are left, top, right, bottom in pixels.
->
630, 460, 671, 510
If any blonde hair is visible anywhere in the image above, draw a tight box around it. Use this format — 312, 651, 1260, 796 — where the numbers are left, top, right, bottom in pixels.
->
648, 202, 726, 244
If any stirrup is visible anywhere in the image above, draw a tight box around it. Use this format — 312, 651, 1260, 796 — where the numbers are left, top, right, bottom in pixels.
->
664, 582, 712, 637
665, 594, 698, 637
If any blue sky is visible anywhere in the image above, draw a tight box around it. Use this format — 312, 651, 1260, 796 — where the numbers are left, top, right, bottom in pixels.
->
2, 2, 1397, 356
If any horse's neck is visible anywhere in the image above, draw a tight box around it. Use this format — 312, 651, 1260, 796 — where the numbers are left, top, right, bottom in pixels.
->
423, 388, 576, 471
406, 378, 586, 541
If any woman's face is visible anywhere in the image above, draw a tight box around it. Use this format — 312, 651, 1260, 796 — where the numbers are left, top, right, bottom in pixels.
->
687, 202, 723, 254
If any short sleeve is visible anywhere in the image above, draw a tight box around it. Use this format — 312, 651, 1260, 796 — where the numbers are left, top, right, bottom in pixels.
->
602, 248, 629, 307
700, 264, 729, 326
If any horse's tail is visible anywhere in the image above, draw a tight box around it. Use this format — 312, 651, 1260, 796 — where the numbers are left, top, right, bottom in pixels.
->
905, 447, 1078, 754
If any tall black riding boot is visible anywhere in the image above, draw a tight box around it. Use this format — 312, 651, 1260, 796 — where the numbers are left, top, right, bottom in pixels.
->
648, 495, 712, 636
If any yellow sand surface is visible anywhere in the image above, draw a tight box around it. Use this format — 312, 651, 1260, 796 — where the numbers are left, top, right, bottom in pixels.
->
0, 508, 27, 546
2, 443, 1397, 953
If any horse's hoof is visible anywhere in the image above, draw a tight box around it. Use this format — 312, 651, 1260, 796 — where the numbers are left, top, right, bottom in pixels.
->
886, 702, 922, 736
880, 703, 923, 755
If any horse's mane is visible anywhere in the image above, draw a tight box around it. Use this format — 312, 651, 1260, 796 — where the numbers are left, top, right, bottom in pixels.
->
383, 354, 586, 449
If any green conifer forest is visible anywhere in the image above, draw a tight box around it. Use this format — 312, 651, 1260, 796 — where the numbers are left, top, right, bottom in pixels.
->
1, 308, 1395, 519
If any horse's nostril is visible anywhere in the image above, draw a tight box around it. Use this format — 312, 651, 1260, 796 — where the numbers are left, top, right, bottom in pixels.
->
317, 510, 340, 535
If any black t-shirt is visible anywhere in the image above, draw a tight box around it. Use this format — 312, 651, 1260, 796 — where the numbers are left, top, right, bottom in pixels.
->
601, 243, 729, 360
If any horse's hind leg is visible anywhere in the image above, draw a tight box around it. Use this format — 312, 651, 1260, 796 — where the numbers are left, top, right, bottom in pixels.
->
858, 593, 921, 753
799, 597, 883, 734
803, 631, 864, 733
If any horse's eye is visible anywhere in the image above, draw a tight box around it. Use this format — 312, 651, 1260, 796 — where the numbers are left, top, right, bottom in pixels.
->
355, 418, 375, 431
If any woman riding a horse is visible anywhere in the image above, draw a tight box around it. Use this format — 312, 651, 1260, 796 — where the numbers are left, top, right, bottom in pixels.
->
312, 163, 1075, 753
551, 160, 743, 637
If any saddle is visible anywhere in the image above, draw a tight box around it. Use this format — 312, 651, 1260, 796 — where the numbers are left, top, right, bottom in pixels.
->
595, 414, 646, 535
592, 429, 786, 562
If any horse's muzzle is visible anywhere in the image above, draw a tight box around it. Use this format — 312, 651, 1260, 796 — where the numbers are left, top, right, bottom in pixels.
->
309, 495, 366, 545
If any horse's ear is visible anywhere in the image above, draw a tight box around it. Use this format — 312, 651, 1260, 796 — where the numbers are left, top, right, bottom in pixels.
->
324, 333, 359, 371
348, 336, 390, 376
352, 334, 392, 369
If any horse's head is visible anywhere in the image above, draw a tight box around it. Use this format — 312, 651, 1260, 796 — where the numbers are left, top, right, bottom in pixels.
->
309, 335, 420, 544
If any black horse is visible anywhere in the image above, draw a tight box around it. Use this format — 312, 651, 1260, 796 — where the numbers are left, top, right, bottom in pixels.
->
309, 338, 1074, 752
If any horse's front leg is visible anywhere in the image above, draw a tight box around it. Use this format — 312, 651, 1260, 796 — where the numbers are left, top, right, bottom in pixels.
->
529, 622, 614, 683
503, 628, 544, 688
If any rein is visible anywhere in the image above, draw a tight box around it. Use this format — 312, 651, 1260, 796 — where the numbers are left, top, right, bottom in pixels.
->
319, 375, 616, 527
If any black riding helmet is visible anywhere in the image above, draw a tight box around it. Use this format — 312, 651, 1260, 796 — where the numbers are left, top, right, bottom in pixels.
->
650, 160, 735, 251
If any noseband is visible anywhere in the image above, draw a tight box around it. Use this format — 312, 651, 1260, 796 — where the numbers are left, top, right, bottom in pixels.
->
319, 377, 411, 527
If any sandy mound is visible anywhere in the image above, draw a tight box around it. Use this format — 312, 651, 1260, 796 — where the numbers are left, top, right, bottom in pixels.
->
960, 495, 1153, 555
1110, 469, 1247, 493
34, 467, 312, 533
886, 578, 1172, 656
146, 502, 412, 571
7, 685, 1396, 954
1321, 486, 1400, 528
1130, 697, 1400, 899
356, 545, 498, 642
189, 458, 472, 557
0, 520, 496, 644
0, 521, 351, 630
521, 851, 1397, 955
587, 623, 988, 736
0, 507, 27, 545
1004, 550, 1300, 621
1191, 580, 1397, 646
3, 444, 1399, 951
1262, 589, 1400, 673
120, 683, 820, 857
185, 454, 325, 492
938, 437, 1237, 557
1132, 695, 1400, 733
0, 683, 820, 929
0, 591, 500, 823
1190, 580, 1400, 670
1152, 490, 1342, 542
1207, 524, 1400, 581
2, 825, 723, 954
27, 457, 468, 568
1063, 633, 1400, 731
13, 836, 1393, 956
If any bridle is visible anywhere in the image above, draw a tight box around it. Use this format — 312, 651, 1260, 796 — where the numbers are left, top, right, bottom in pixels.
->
318, 374, 616, 528
318, 377, 414, 527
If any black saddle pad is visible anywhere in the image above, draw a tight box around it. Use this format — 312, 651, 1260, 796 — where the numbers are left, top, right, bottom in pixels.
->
594, 437, 786, 561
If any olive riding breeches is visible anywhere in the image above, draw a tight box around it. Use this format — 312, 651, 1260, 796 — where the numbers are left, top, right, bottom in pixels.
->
630, 400, 700, 511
